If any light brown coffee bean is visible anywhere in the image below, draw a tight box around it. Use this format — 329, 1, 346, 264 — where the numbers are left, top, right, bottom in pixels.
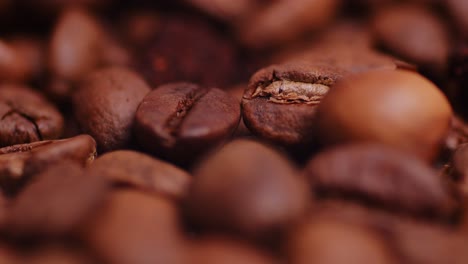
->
315, 70, 452, 162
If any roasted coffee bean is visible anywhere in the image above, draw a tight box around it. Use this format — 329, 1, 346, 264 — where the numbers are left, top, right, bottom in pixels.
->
73, 67, 151, 152
389, 217, 468, 264
449, 44, 468, 119
184, 0, 259, 23
451, 143, 468, 194
372, 3, 450, 71
315, 70, 452, 162
237, 0, 341, 49
22, 246, 97, 264
49, 8, 104, 83
445, 116, 468, 152
4, 161, 109, 238
227, 83, 252, 137
138, 15, 239, 87
48, 8, 130, 102
0, 38, 44, 82
452, 144, 468, 180
304, 144, 457, 219
83, 190, 187, 264
134, 82, 240, 165
88, 150, 192, 199
184, 139, 310, 240
287, 219, 394, 264
190, 236, 276, 264
0, 84, 63, 148
242, 61, 343, 147
0, 135, 97, 193
446, 0, 468, 38
120, 11, 160, 49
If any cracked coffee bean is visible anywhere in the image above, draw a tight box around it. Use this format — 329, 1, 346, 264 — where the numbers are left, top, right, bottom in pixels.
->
0, 84, 63, 148
3, 161, 109, 239
73, 67, 151, 153
134, 82, 240, 165
242, 61, 343, 147
0, 134, 97, 195
184, 139, 310, 240
304, 144, 457, 219
88, 150, 192, 200
83, 190, 187, 264
287, 220, 395, 264
315, 70, 452, 162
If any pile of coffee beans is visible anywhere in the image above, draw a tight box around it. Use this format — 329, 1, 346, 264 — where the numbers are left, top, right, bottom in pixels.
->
0, 0, 467, 263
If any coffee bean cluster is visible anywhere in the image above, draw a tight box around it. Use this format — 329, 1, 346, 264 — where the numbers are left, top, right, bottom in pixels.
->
0, 0, 467, 263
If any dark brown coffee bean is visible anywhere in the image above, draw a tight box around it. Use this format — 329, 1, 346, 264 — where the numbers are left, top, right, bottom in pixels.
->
452, 144, 468, 180
88, 150, 192, 200
304, 144, 457, 219
287, 220, 395, 264
73, 67, 150, 152
242, 61, 343, 147
4, 161, 109, 238
184, 139, 310, 240
226, 83, 252, 137
120, 11, 160, 49
451, 143, 468, 194
446, 0, 468, 38
448, 44, 468, 119
0, 38, 44, 82
445, 116, 468, 152
134, 82, 240, 165
237, 0, 341, 49
0, 135, 97, 194
190, 236, 276, 264
372, 3, 450, 70
83, 190, 187, 264
314, 70, 452, 162
0, 84, 63, 148
138, 15, 239, 87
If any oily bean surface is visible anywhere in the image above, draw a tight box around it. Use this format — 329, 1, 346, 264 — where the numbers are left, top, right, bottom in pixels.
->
135, 82, 240, 164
